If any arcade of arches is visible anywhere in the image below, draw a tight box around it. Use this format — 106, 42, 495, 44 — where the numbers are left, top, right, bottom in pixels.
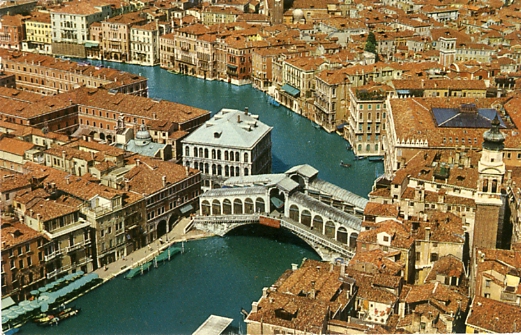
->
201, 198, 358, 248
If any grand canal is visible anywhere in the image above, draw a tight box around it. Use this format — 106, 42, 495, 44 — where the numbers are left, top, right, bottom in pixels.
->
22, 63, 382, 334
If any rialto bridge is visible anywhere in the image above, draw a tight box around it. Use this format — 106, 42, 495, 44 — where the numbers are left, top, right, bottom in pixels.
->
193, 165, 368, 262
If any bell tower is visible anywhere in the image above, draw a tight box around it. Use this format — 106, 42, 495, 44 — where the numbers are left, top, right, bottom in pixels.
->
473, 115, 506, 250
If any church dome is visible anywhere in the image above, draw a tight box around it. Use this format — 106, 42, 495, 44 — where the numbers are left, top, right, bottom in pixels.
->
136, 124, 152, 146
293, 9, 304, 23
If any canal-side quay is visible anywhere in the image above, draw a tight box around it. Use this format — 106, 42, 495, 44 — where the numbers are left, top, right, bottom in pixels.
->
92, 218, 211, 282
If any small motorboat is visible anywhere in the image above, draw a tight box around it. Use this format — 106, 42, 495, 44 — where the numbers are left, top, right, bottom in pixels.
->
340, 161, 351, 168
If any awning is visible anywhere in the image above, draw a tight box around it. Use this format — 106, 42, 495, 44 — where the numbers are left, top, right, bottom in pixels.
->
336, 122, 347, 130
281, 83, 300, 97
180, 204, 194, 214
1, 297, 16, 310
84, 42, 99, 48
226, 64, 237, 70
396, 89, 410, 95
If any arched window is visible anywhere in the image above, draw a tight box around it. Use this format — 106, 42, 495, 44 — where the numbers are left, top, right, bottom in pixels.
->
204, 163, 209, 174
225, 151, 229, 160
325, 221, 335, 238
244, 198, 254, 214
301, 210, 311, 227
217, 165, 222, 176
194, 162, 199, 170
185, 146, 190, 157
225, 166, 229, 177
366, 144, 371, 151
349, 233, 358, 248
255, 198, 265, 213
236, 167, 240, 176
289, 205, 299, 222
244, 153, 249, 162
194, 147, 198, 157
233, 199, 243, 214
357, 144, 362, 152
223, 199, 232, 215
312, 215, 324, 234
212, 164, 216, 175
230, 152, 234, 161
212, 149, 216, 159
217, 150, 221, 160
212, 200, 221, 215
204, 148, 209, 158
199, 148, 203, 157
244, 168, 249, 176
201, 200, 211, 215
235, 152, 240, 162
230, 166, 235, 177
337, 227, 348, 244
375, 144, 379, 151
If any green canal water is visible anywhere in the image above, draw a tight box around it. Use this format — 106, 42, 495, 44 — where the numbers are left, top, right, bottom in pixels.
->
21, 62, 382, 334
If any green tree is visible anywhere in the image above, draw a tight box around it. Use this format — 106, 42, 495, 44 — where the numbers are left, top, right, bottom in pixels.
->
364, 32, 379, 61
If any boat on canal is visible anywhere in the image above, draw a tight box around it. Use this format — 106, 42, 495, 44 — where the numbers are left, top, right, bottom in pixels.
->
267, 96, 280, 107
125, 261, 153, 279
340, 161, 351, 168
354, 155, 366, 160
38, 308, 81, 327
368, 156, 384, 162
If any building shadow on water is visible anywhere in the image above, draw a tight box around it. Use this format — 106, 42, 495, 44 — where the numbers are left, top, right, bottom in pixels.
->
226, 224, 316, 253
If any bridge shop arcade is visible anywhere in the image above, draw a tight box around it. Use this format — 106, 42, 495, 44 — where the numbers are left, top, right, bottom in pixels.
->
194, 165, 367, 261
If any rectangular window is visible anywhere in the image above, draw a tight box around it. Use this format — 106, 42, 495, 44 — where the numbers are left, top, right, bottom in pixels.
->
430, 253, 438, 262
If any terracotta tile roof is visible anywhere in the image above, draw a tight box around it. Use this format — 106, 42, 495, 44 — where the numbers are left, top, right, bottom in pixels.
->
0, 172, 31, 193
364, 202, 399, 218
408, 212, 465, 244
404, 282, 469, 314
124, 156, 198, 195
64, 87, 209, 125
247, 290, 329, 332
0, 136, 35, 156
392, 79, 487, 91
424, 254, 466, 283
357, 220, 414, 250
22, 192, 81, 222
389, 97, 521, 149
22, 162, 142, 205
247, 259, 354, 332
349, 249, 405, 277
1, 221, 45, 250
467, 296, 521, 333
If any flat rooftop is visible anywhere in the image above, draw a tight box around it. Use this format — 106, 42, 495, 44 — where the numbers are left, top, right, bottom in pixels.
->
192, 315, 233, 335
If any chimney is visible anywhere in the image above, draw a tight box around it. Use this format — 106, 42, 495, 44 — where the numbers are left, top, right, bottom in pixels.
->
185, 165, 189, 176
251, 301, 258, 313
291, 263, 298, 271
244, 107, 249, 115
508, 170, 512, 181
310, 281, 316, 299
262, 287, 268, 298
124, 179, 129, 191
162, 175, 166, 187
237, 114, 241, 123
136, 159, 140, 166
425, 227, 431, 241
341, 263, 346, 277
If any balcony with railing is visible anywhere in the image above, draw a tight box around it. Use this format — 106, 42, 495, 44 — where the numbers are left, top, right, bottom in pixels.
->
46, 257, 93, 279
